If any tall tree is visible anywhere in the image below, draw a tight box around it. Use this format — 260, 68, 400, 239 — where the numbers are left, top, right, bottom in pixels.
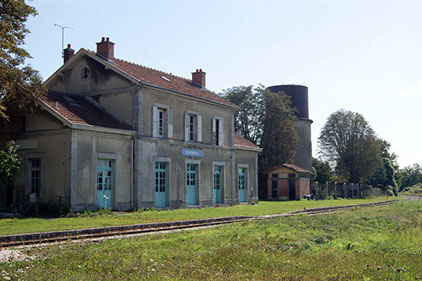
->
0, 0, 45, 129
220, 85, 265, 145
221, 85, 298, 171
369, 139, 398, 188
318, 109, 383, 183
259, 89, 298, 170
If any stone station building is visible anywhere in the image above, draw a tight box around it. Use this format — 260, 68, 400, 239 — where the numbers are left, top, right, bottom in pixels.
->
0, 37, 261, 211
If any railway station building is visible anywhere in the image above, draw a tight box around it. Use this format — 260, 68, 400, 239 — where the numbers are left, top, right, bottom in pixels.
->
0, 37, 261, 211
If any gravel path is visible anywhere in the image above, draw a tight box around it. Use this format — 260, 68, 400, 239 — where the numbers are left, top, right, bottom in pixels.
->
0, 249, 35, 263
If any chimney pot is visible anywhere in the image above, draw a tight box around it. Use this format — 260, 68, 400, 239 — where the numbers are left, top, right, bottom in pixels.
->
96, 37, 115, 61
192, 69, 206, 88
63, 44, 75, 64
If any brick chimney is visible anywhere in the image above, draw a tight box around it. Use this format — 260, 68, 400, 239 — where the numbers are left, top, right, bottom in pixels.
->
63, 44, 74, 64
192, 69, 206, 88
96, 37, 115, 61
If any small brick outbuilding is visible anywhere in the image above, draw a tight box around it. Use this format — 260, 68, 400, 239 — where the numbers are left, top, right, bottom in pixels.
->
263, 164, 312, 200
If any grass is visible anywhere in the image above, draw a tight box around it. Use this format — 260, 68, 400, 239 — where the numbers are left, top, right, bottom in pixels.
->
0, 199, 420, 280
401, 183, 422, 195
0, 197, 400, 236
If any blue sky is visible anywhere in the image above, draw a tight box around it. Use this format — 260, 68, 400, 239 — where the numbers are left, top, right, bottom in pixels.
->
25, 0, 422, 168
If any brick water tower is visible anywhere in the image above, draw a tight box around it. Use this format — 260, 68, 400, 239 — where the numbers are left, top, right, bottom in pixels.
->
267, 85, 313, 172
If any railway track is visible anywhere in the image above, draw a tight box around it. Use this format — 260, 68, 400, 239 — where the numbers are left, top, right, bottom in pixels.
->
0, 199, 405, 248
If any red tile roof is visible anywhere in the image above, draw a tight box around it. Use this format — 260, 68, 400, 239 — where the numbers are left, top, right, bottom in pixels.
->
263, 164, 312, 174
40, 91, 131, 130
112, 59, 238, 109
234, 133, 260, 149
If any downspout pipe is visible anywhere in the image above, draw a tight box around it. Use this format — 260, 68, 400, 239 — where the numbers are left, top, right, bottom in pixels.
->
130, 136, 134, 210
130, 84, 144, 210
130, 88, 136, 210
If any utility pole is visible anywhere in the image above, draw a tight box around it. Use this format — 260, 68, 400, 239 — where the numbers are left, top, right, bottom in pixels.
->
54, 24, 73, 58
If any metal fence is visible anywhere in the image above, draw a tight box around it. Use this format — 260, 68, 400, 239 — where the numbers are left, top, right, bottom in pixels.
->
312, 182, 381, 200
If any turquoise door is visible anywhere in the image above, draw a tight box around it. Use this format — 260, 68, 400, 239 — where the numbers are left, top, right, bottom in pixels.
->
213, 166, 223, 204
97, 159, 113, 209
186, 164, 197, 205
154, 162, 167, 207
238, 168, 246, 203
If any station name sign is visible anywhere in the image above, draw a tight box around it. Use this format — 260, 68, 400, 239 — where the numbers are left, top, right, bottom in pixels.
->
181, 148, 204, 158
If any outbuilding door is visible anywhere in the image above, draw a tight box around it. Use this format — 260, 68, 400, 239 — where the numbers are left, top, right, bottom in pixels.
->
213, 166, 223, 204
186, 164, 197, 205
288, 174, 296, 200
238, 168, 246, 203
97, 159, 113, 209
154, 162, 167, 207
271, 174, 278, 199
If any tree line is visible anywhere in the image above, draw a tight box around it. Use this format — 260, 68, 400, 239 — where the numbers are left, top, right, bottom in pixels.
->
314, 109, 421, 194
222, 86, 422, 194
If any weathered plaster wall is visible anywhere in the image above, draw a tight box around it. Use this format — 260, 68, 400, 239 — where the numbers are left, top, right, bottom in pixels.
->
141, 87, 234, 145
25, 111, 64, 132
97, 92, 133, 127
49, 57, 132, 94
136, 138, 234, 209
73, 130, 132, 211
234, 149, 259, 204
12, 131, 69, 207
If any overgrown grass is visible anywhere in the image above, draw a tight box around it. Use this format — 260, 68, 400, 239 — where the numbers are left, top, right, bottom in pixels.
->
0, 199, 420, 280
0, 197, 400, 236
401, 183, 422, 195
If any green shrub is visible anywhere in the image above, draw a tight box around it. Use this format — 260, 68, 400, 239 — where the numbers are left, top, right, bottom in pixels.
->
401, 183, 422, 195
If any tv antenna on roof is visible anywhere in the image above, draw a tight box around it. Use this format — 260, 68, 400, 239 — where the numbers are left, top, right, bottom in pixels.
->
54, 24, 73, 58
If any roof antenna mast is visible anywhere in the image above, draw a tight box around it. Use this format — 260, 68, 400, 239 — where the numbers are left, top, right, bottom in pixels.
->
54, 24, 73, 58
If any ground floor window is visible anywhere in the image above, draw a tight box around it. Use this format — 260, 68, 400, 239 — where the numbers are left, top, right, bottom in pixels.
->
29, 158, 41, 195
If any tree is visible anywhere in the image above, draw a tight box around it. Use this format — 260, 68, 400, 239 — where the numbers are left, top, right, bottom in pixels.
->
259, 89, 298, 170
318, 109, 383, 183
221, 85, 298, 171
0, 141, 21, 206
312, 157, 333, 184
367, 139, 399, 195
398, 163, 422, 190
0, 0, 45, 129
220, 85, 265, 145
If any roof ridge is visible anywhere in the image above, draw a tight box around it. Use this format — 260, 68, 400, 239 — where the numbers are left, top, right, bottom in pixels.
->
115, 58, 191, 82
